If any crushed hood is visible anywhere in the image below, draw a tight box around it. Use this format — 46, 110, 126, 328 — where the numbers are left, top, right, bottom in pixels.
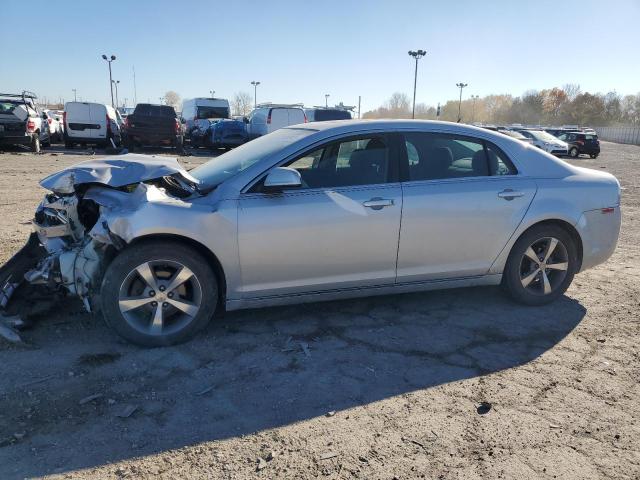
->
40, 154, 200, 194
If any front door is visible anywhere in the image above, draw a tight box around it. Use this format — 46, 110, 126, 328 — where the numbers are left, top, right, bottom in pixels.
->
237, 133, 403, 298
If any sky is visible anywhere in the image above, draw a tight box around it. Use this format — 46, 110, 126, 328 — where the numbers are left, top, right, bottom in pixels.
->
1, 0, 639, 113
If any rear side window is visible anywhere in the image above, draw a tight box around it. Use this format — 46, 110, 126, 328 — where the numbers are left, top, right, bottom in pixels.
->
403, 132, 516, 181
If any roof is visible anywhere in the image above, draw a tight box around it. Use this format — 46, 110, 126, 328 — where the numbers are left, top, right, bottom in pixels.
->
285, 119, 504, 137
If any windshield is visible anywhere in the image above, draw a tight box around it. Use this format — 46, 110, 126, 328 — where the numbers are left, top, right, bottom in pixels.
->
314, 109, 352, 121
134, 104, 176, 117
196, 106, 230, 119
529, 130, 560, 142
190, 128, 315, 188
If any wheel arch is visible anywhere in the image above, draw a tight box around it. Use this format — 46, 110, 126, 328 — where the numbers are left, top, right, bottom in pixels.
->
125, 233, 228, 306
512, 218, 583, 271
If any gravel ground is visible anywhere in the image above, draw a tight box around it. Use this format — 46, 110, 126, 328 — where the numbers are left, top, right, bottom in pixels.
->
0, 142, 638, 479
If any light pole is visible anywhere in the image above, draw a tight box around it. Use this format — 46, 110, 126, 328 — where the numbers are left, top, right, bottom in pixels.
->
456, 82, 468, 122
101, 54, 116, 108
408, 49, 426, 119
72, 89, 77, 102
325, 94, 330, 108
112, 80, 120, 108
251, 81, 260, 109
159, 97, 164, 105
210, 90, 215, 98
470, 95, 479, 122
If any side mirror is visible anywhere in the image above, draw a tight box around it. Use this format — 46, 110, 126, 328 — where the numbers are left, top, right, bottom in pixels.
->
263, 167, 302, 192
243, 117, 250, 124
181, 118, 186, 124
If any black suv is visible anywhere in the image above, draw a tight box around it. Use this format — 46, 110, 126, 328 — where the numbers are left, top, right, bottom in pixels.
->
556, 131, 600, 158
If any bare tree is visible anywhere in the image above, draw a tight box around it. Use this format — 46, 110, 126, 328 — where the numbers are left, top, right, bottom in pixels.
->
231, 92, 253, 116
164, 91, 181, 111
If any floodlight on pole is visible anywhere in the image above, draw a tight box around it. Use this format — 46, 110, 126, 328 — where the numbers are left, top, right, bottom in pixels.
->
456, 82, 468, 122
101, 54, 117, 108
251, 81, 260, 109
470, 94, 479, 122
325, 94, 330, 108
408, 49, 427, 119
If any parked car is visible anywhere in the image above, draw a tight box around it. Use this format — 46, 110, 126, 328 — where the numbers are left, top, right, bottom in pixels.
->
246, 104, 306, 138
181, 97, 231, 136
1, 120, 621, 346
555, 131, 600, 158
513, 129, 568, 155
0, 92, 50, 152
43, 109, 64, 142
498, 129, 534, 144
304, 107, 352, 122
124, 103, 183, 152
64, 102, 122, 149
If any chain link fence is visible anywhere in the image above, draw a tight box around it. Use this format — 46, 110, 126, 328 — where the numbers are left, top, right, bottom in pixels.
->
593, 126, 640, 145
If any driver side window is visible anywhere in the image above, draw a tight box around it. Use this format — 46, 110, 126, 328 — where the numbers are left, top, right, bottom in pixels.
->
287, 135, 391, 189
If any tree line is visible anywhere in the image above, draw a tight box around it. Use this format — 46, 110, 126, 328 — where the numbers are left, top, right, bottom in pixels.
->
362, 85, 640, 126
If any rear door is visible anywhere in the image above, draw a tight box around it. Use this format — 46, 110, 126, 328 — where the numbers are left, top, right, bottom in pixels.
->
287, 108, 306, 126
65, 102, 95, 138
397, 131, 536, 282
268, 108, 289, 132
89, 104, 106, 140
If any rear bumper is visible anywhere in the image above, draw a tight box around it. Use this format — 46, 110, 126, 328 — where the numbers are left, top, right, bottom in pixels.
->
576, 206, 621, 272
0, 134, 31, 146
128, 132, 181, 145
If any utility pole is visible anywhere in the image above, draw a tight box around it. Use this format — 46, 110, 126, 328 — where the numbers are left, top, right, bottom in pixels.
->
325, 94, 330, 108
72, 89, 77, 102
408, 49, 426, 119
210, 90, 215, 98
251, 81, 260, 109
101, 54, 117, 107
456, 82, 468, 123
358, 96, 361, 119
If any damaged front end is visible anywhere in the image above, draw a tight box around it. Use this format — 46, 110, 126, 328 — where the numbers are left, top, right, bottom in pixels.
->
0, 155, 202, 317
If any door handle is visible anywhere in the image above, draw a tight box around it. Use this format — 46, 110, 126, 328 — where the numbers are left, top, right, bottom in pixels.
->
363, 198, 394, 210
497, 189, 524, 200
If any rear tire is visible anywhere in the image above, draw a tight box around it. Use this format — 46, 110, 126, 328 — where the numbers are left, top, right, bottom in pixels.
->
503, 225, 577, 306
590, 153, 598, 159
100, 241, 218, 347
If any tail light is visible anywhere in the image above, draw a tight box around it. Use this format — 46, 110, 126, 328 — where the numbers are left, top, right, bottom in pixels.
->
266, 109, 272, 124
47, 118, 52, 125
125, 117, 130, 129
174, 119, 181, 133
26, 120, 36, 132
303, 112, 308, 123
106, 115, 112, 135
63, 111, 67, 127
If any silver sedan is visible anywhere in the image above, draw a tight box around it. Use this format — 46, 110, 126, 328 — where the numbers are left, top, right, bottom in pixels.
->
2, 120, 621, 346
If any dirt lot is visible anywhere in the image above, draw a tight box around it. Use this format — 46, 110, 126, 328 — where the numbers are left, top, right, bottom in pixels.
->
0, 142, 638, 479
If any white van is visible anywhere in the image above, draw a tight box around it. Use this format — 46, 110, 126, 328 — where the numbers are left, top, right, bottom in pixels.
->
181, 97, 231, 136
64, 102, 121, 148
246, 104, 307, 138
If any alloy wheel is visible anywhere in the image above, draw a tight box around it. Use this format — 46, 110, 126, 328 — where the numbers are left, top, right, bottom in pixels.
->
118, 260, 202, 335
519, 237, 569, 296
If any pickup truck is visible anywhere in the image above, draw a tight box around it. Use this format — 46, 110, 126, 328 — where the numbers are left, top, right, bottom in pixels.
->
0, 92, 50, 152
124, 104, 184, 152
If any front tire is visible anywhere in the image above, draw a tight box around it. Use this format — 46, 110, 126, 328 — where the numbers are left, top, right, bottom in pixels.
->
503, 225, 577, 306
100, 241, 218, 346
569, 147, 579, 158
31, 134, 41, 153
